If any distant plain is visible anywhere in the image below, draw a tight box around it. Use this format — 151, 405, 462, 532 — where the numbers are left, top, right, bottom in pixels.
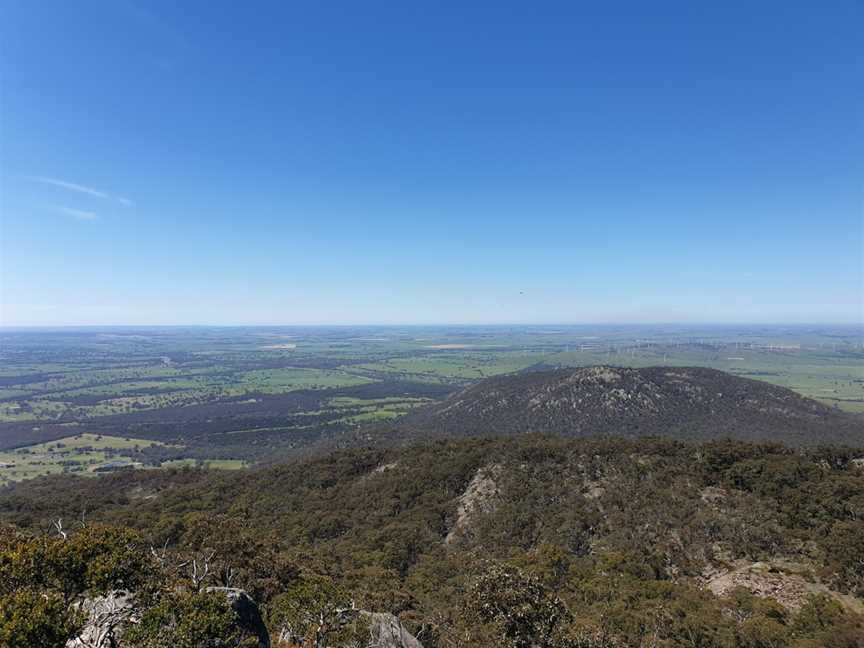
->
1, 325, 861, 482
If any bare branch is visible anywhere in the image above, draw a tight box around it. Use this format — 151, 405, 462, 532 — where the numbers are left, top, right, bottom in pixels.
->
53, 518, 68, 540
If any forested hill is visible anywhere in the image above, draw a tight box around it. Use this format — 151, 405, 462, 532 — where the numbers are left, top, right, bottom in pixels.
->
401, 366, 863, 446
2, 436, 864, 645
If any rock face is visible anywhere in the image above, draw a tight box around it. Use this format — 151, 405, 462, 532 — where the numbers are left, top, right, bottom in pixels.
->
404, 366, 863, 446
66, 591, 136, 648
278, 611, 423, 648
364, 612, 424, 648
66, 588, 270, 648
704, 561, 864, 615
445, 465, 501, 544
206, 587, 271, 648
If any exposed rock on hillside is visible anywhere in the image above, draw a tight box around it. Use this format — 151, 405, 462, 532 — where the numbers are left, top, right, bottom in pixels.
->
445, 464, 501, 544
67, 591, 136, 648
365, 612, 424, 648
205, 587, 271, 648
66, 588, 270, 648
277, 610, 422, 648
404, 366, 863, 446
704, 561, 864, 615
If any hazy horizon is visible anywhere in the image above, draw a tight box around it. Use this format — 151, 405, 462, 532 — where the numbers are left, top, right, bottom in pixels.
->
2, 321, 862, 330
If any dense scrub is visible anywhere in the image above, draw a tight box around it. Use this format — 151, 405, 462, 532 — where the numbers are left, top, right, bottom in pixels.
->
2, 436, 864, 645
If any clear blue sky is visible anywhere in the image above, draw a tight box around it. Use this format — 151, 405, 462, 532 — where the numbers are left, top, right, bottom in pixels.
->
1, 0, 861, 325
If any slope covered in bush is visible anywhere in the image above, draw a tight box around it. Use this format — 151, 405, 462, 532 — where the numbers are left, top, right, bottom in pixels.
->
2, 436, 864, 645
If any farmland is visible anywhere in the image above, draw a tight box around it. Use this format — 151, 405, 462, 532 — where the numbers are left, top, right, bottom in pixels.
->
0, 433, 168, 484
0, 324, 861, 481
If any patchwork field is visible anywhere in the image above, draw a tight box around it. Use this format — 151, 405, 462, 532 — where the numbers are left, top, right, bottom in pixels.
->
0, 433, 170, 484
0, 325, 861, 481
235, 367, 372, 393
0, 433, 255, 484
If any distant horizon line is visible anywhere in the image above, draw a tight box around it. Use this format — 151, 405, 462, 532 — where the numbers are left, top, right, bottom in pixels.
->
1, 322, 861, 329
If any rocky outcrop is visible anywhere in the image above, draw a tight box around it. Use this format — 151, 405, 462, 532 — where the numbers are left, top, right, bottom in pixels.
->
364, 612, 424, 648
278, 610, 423, 648
704, 561, 864, 615
67, 588, 269, 648
206, 587, 271, 648
66, 591, 136, 648
445, 464, 501, 545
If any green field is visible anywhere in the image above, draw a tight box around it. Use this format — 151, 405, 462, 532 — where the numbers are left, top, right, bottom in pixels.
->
3, 326, 861, 422
235, 367, 372, 393
323, 395, 430, 424
0, 326, 860, 483
158, 458, 248, 470
0, 433, 172, 484
354, 352, 539, 381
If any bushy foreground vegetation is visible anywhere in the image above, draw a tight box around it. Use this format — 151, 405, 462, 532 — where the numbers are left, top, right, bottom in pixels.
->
1, 435, 864, 646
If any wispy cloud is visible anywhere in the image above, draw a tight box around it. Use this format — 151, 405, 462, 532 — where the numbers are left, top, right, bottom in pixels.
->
29, 176, 133, 206
33, 177, 109, 199
53, 206, 99, 221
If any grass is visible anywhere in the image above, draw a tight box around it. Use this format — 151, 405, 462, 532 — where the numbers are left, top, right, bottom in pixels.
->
0, 434, 249, 483
353, 353, 539, 382
326, 396, 430, 408
0, 433, 172, 484
322, 395, 429, 425
159, 458, 248, 470
339, 409, 404, 423
236, 368, 372, 393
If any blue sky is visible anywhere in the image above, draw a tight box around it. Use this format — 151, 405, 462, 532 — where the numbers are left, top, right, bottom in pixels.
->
1, 0, 861, 325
